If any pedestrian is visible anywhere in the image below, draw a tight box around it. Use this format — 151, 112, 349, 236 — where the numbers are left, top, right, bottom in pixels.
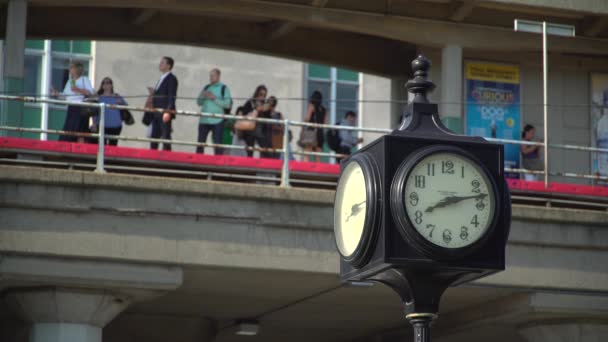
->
196, 68, 232, 155
90, 77, 127, 146
240, 85, 271, 158
300, 90, 327, 162
230, 106, 248, 157
267, 96, 285, 159
521, 124, 542, 181
51, 61, 94, 143
336, 111, 364, 162
145, 56, 178, 151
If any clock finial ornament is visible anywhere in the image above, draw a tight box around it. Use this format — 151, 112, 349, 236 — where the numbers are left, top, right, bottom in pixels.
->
406, 55, 436, 104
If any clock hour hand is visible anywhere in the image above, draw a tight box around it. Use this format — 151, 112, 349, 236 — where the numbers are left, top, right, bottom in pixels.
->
345, 200, 366, 222
425, 193, 487, 213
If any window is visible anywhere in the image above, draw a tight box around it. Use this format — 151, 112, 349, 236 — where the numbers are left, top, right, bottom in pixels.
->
305, 64, 360, 125
305, 64, 360, 162
24, 55, 42, 96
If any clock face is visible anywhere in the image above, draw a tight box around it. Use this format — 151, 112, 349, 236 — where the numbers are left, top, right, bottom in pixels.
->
334, 161, 368, 258
403, 152, 496, 249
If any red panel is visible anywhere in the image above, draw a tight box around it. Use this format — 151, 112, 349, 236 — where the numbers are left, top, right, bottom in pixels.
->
71, 142, 98, 155
507, 178, 607, 197
1, 137, 606, 198
0, 137, 72, 153
290, 160, 340, 175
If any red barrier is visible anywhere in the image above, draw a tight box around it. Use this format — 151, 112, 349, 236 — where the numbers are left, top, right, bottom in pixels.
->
1, 137, 605, 197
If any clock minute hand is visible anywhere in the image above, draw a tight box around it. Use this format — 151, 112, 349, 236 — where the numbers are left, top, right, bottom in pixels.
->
425, 193, 487, 213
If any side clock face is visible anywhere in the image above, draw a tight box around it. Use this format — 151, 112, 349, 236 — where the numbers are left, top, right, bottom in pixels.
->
334, 154, 380, 267
393, 148, 498, 252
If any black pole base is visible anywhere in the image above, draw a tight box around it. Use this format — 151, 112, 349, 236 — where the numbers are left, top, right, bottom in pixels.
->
407, 313, 437, 342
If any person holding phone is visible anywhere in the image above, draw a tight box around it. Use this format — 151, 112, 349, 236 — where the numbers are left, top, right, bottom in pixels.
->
239, 85, 271, 158
51, 61, 94, 143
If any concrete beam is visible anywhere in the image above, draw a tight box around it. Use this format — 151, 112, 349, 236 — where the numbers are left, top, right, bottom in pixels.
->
481, 0, 608, 16
583, 16, 608, 37
449, 0, 477, 22
0, 255, 183, 294
25, 8, 416, 77
312, 0, 329, 8
23, 0, 608, 55
131, 8, 158, 25
1, 165, 608, 295
268, 21, 297, 40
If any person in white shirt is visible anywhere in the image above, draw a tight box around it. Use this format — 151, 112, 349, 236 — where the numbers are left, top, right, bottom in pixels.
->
51, 61, 94, 143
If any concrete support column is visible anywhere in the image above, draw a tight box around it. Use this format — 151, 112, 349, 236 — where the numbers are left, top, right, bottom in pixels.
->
1, 0, 27, 136
519, 322, 608, 342
6, 288, 131, 342
440, 44, 463, 133
390, 77, 409, 128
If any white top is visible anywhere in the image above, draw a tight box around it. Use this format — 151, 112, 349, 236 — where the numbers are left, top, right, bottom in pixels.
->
155, 71, 171, 91
62, 76, 94, 103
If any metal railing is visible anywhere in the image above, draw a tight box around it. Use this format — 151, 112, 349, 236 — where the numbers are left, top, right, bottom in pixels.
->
1, 94, 608, 188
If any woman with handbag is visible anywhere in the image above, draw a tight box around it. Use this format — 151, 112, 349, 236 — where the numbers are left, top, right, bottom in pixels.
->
51, 61, 94, 143
239, 85, 272, 158
299, 90, 327, 162
90, 77, 128, 146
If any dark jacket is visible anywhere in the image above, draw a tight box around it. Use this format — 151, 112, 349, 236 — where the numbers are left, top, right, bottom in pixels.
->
143, 72, 178, 125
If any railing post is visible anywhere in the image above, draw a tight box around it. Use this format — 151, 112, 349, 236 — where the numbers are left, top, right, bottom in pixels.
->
280, 119, 290, 187
95, 103, 106, 173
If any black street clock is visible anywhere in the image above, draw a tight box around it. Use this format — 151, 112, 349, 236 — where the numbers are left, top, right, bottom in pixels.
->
333, 55, 511, 342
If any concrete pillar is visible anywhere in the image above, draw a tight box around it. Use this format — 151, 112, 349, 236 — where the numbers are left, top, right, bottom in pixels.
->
390, 77, 409, 128
5, 288, 131, 342
1, 0, 27, 136
519, 322, 608, 342
440, 44, 463, 133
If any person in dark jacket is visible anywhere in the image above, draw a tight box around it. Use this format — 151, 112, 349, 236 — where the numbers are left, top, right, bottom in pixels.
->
240, 85, 271, 157
144, 56, 178, 150
302, 90, 328, 162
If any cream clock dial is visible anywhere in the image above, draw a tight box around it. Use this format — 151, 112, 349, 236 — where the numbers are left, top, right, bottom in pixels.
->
402, 152, 496, 249
334, 161, 367, 258
334, 153, 380, 267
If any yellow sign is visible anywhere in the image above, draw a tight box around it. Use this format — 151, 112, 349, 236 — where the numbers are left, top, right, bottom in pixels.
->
466, 63, 520, 84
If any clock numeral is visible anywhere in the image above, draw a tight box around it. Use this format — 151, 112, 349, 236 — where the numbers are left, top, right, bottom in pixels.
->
471, 179, 481, 193
460, 226, 469, 240
427, 224, 436, 238
461, 165, 465, 178
427, 163, 435, 176
471, 215, 480, 228
475, 197, 485, 211
442, 160, 454, 174
415, 175, 426, 188
409, 192, 419, 206
442, 229, 452, 244
414, 210, 423, 224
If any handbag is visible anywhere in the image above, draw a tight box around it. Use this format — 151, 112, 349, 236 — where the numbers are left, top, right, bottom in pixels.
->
121, 109, 134, 125
80, 97, 99, 117
297, 127, 317, 148
234, 111, 257, 131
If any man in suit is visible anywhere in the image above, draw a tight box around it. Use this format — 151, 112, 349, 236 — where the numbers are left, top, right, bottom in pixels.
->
146, 56, 178, 150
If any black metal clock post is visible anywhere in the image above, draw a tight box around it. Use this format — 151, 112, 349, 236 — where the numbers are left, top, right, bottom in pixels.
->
333, 55, 511, 342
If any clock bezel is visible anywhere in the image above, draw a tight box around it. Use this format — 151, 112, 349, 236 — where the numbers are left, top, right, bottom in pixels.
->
334, 152, 382, 268
390, 145, 500, 259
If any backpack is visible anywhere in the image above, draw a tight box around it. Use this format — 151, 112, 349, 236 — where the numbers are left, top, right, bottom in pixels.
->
327, 123, 342, 152
204, 84, 233, 114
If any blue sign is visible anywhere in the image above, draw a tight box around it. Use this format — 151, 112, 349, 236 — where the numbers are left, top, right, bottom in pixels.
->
465, 63, 521, 175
